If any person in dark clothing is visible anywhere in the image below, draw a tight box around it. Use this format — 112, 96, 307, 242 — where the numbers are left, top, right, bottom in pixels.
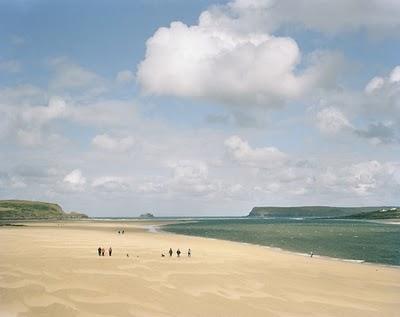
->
101, 248, 105, 256
169, 248, 173, 257
177, 249, 181, 257
98, 247, 101, 256
109, 247, 112, 256
188, 248, 191, 257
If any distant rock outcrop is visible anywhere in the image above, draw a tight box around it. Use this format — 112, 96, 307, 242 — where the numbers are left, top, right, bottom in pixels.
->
0, 200, 89, 220
139, 212, 155, 219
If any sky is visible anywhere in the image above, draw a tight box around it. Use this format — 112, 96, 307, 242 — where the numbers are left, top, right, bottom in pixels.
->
0, 0, 400, 216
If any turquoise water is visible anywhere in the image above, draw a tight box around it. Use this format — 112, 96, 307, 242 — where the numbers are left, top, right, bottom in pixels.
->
163, 218, 400, 266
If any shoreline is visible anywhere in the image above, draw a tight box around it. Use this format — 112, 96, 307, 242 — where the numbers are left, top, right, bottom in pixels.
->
3, 219, 400, 272
4, 218, 399, 268
157, 220, 400, 269
158, 224, 400, 270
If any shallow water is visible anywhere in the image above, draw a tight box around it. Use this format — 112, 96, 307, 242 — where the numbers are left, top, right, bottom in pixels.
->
164, 218, 400, 266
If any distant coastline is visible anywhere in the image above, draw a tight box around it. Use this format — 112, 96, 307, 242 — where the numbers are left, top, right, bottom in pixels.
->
248, 206, 399, 219
0, 200, 88, 221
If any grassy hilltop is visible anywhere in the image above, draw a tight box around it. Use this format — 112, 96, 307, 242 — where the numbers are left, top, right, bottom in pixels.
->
343, 208, 400, 220
0, 200, 88, 220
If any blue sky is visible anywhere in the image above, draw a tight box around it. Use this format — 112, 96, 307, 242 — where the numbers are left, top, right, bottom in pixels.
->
0, 1, 213, 83
0, 0, 400, 216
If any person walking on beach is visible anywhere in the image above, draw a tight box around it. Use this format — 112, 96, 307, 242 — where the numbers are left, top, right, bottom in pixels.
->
169, 248, 173, 257
188, 248, 191, 257
101, 248, 105, 256
98, 247, 101, 256
177, 249, 181, 257
109, 247, 112, 256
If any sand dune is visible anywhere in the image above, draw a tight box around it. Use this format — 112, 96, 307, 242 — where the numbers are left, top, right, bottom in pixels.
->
0, 221, 399, 317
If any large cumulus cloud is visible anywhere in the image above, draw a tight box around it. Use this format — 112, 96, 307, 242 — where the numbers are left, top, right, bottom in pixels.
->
137, 0, 339, 108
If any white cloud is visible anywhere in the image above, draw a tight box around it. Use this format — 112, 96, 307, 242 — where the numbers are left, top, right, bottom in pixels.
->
64, 169, 86, 185
137, 0, 400, 109
178, 0, 400, 35
318, 160, 389, 196
172, 160, 208, 180
0, 84, 45, 105
365, 76, 384, 94
223, 0, 400, 35
16, 129, 42, 147
169, 160, 219, 196
0, 89, 139, 148
312, 65, 400, 144
316, 107, 352, 135
137, 182, 166, 194
14, 97, 67, 146
362, 65, 400, 119
49, 57, 107, 95
355, 122, 399, 145
387, 162, 400, 184
63, 169, 86, 191
0, 173, 27, 189
68, 99, 137, 127
92, 134, 135, 152
348, 161, 383, 195
262, 0, 400, 34
389, 66, 400, 83
137, 1, 338, 108
9, 176, 27, 189
225, 135, 287, 168
92, 176, 131, 192
21, 97, 67, 125
364, 65, 400, 93
0, 95, 68, 146
116, 70, 135, 83
314, 103, 399, 145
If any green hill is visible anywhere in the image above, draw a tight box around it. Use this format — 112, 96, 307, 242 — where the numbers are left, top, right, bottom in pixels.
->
0, 200, 88, 220
248, 206, 397, 218
342, 208, 400, 220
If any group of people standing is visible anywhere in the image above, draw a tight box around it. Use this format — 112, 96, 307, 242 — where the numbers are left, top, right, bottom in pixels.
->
96, 246, 191, 258
97, 227, 192, 259
167, 248, 191, 257
98, 246, 112, 256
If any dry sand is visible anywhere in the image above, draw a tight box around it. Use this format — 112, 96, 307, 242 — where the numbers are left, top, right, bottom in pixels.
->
0, 221, 399, 317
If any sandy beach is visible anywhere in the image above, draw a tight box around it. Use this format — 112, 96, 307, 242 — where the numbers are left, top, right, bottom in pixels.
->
0, 221, 399, 317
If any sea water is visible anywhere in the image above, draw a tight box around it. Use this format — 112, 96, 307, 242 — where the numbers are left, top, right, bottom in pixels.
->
163, 218, 400, 266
